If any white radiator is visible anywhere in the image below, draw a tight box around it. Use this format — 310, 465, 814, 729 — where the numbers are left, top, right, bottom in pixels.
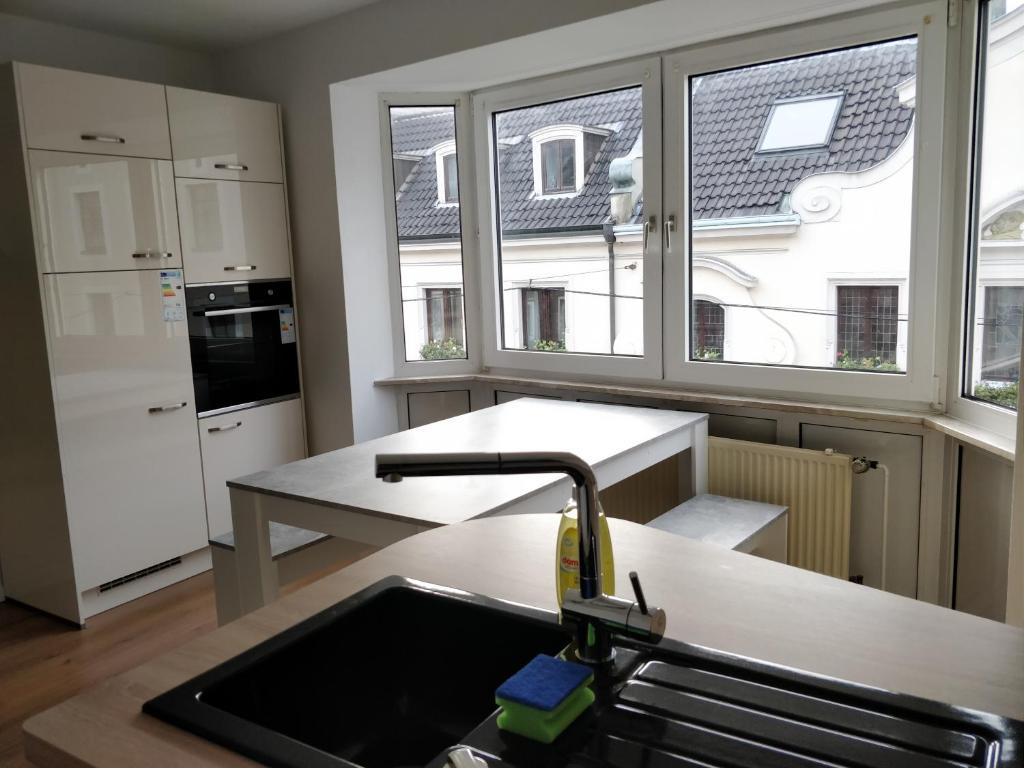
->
708, 437, 853, 579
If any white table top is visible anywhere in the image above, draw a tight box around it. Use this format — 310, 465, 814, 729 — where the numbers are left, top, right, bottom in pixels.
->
228, 399, 707, 528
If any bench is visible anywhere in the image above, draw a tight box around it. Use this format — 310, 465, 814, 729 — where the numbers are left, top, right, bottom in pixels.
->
210, 524, 370, 625
647, 493, 788, 563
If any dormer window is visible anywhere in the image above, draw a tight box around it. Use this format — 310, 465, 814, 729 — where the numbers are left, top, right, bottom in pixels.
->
528, 124, 610, 198
434, 141, 459, 206
756, 93, 843, 153
540, 139, 576, 194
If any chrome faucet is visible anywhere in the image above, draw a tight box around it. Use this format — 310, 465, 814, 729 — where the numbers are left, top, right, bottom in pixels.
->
375, 450, 666, 664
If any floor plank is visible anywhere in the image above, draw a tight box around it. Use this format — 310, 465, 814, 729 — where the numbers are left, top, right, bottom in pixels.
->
0, 558, 352, 767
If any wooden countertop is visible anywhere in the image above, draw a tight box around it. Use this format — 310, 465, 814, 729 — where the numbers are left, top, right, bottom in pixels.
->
23, 516, 1024, 767
227, 399, 707, 526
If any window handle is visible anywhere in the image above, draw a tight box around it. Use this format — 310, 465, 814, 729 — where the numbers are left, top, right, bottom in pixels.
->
643, 215, 657, 252
665, 215, 676, 251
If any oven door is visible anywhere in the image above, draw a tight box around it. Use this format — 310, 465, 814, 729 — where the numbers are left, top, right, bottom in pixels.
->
190, 303, 300, 416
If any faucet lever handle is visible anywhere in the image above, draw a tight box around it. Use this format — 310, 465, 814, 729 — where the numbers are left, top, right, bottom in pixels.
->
628, 571, 649, 615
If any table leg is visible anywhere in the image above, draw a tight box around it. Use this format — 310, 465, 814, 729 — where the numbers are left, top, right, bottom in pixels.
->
691, 419, 709, 496
230, 487, 279, 615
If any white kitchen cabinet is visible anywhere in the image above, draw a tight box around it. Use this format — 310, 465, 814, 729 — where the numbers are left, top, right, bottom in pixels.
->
29, 151, 181, 273
176, 178, 291, 284
167, 87, 284, 183
44, 271, 208, 591
17, 63, 171, 159
199, 398, 306, 540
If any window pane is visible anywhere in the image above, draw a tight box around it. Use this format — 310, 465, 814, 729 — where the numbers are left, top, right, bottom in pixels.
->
494, 87, 644, 356
388, 106, 468, 361
758, 95, 843, 152
688, 38, 916, 372
965, 1, 1024, 410
443, 153, 459, 203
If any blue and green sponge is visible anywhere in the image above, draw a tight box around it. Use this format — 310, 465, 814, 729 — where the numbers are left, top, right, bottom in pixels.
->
495, 654, 594, 744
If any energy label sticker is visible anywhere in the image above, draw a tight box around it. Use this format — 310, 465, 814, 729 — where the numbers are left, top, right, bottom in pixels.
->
279, 307, 296, 344
159, 269, 185, 322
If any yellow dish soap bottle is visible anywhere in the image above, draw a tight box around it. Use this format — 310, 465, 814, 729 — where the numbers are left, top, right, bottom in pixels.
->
555, 497, 615, 607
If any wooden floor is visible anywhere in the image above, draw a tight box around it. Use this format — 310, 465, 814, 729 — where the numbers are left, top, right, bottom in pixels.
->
0, 561, 349, 767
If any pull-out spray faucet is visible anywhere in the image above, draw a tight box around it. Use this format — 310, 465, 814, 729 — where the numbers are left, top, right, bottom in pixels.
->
375, 451, 666, 664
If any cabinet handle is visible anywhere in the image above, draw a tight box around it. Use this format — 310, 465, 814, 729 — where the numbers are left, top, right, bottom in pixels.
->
81, 133, 126, 144
132, 251, 174, 259
207, 421, 242, 433
148, 402, 187, 414
214, 163, 248, 171
224, 265, 256, 272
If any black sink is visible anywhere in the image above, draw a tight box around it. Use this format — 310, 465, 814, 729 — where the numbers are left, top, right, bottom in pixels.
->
145, 577, 1024, 768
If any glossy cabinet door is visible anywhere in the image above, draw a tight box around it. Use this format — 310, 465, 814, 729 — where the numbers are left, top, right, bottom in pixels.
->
167, 87, 283, 183
17, 63, 171, 159
199, 398, 306, 539
176, 179, 291, 284
29, 151, 182, 273
44, 271, 207, 591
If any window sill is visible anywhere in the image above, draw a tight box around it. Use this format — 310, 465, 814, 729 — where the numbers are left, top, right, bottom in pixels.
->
375, 372, 1015, 462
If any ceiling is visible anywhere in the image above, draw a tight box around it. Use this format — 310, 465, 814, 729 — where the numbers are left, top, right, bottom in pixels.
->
0, 0, 383, 51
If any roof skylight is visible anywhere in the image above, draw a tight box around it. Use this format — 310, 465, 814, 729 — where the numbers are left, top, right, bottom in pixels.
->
757, 93, 843, 153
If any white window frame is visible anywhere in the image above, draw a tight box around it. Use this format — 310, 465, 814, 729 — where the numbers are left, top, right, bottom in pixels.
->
662, 2, 949, 409
433, 141, 458, 206
947, 0, 1022, 440
529, 124, 611, 198
379, 94, 480, 375
473, 58, 663, 380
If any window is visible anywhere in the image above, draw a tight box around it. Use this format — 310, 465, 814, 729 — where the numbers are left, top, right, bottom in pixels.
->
836, 286, 899, 369
693, 300, 724, 360
757, 94, 844, 153
521, 287, 566, 350
387, 106, 468, 361
964, 0, 1024, 410
540, 139, 576, 194
424, 287, 465, 358
686, 38, 916, 374
492, 85, 648, 358
441, 152, 459, 203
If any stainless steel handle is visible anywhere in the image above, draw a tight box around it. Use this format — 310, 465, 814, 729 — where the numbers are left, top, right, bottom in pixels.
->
202, 303, 290, 317
132, 251, 174, 259
214, 163, 248, 171
207, 421, 242, 433
665, 215, 676, 251
81, 133, 125, 144
224, 265, 256, 272
643, 215, 656, 251
148, 402, 187, 414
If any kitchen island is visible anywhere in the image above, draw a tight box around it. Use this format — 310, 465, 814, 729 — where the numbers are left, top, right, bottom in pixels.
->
23, 514, 1024, 766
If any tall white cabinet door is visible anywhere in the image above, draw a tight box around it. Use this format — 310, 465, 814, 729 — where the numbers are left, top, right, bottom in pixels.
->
29, 151, 181, 273
176, 179, 291, 284
44, 271, 207, 591
17, 64, 171, 159
199, 398, 306, 540
167, 87, 283, 183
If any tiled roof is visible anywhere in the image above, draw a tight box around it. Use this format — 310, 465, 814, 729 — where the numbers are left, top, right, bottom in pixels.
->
691, 39, 916, 218
389, 38, 916, 239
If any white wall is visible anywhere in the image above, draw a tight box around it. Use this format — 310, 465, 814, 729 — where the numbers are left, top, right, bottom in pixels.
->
0, 12, 214, 88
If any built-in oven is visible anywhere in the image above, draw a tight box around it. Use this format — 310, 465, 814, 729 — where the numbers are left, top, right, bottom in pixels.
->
187, 280, 300, 417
